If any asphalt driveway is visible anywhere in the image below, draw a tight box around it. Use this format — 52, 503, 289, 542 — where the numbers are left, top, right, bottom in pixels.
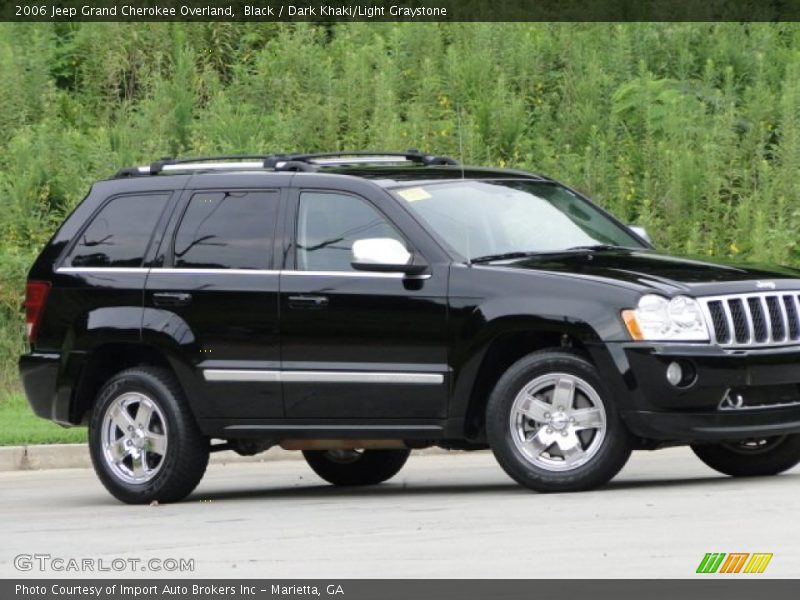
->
1, 448, 797, 578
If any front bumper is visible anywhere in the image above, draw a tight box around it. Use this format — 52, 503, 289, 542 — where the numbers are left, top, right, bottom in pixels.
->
604, 342, 800, 442
623, 405, 800, 442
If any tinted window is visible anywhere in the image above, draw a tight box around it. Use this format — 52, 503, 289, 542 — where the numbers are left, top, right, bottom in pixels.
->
297, 192, 404, 271
174, 191, 278, 270
69, 193, 170, 267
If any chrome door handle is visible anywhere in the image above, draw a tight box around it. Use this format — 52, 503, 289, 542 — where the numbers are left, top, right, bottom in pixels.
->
288, 295, 329, 309
153, 292, 192, 307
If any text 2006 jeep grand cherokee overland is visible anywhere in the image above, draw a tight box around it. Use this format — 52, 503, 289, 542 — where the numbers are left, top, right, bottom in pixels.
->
19, 151, 800, 503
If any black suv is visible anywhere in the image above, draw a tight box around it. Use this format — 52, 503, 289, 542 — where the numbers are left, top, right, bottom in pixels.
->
19, 151, 800, 503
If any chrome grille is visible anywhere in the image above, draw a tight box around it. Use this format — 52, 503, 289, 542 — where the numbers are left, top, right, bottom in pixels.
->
701, 292, 800, 347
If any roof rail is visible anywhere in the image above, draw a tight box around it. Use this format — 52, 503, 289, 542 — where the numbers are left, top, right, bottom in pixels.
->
149, 155, 278, 175
113, 150, 459, 178
114, 155, 275, 178
284, 150, 459, 167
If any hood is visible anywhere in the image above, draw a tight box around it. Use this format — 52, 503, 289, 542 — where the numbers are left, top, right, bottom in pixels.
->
497, 249, 800, 296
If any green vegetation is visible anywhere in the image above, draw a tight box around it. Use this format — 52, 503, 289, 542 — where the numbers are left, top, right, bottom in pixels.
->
2, 22, 800, 431
0, 393, 85, 445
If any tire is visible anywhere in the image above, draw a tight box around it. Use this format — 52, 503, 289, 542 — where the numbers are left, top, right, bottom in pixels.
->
691, 435, 800, 477
88, 367, 209, 504
486, 349, 632, 493
303, 448, 410, 486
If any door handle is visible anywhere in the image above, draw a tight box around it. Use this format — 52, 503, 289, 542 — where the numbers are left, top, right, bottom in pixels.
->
288, 295, 329, 309
153, 292, 193, 307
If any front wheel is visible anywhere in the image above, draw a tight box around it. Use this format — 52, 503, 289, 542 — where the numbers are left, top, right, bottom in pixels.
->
89, 367, 209, 504
303, 448, 410, 486
691, 435, 800, 477
486, 350, 632, 493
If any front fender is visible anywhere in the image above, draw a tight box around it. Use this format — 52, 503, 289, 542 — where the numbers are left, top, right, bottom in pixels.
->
448, 306, 607, 425
446, 265, 641, 432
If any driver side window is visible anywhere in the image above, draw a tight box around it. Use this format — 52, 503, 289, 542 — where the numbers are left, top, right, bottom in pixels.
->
296, 192, 404, 272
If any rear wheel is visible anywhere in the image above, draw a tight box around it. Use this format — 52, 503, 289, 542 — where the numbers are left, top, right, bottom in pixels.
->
89, 367, 209, 504
486, 349, 632, 493
691, 435, 800, 477
303, 448, 410, 486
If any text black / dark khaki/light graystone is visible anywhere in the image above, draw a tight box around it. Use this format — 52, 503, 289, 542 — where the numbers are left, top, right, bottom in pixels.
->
18, 151, 800, 503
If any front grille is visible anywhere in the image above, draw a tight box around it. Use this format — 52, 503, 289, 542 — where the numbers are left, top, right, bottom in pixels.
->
728, 298, 748, 343
701, 292, 800, 347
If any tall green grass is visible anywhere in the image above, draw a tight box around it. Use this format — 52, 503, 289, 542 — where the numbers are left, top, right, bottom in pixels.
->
2, 22, 800, 392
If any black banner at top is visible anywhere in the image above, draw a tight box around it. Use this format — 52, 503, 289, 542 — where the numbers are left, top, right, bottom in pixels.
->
5, 0, 800, 22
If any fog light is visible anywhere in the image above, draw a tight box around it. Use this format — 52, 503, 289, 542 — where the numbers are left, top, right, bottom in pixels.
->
665, 360, 697, 388
666, 361, 683, 386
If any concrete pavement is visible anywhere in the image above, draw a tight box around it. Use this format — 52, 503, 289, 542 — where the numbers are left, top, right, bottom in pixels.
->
0, 443, 453, 471
0, 443, 308, 472
1, 448, 798, 578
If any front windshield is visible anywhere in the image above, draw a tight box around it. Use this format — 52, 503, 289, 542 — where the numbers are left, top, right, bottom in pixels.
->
392, 180, 645, 260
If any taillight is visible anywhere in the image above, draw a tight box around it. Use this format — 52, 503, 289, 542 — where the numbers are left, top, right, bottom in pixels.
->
25, 281, 51, 344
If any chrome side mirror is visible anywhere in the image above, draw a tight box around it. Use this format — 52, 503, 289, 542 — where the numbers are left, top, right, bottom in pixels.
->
629, 225, 652, 245
351, 238, 426, 274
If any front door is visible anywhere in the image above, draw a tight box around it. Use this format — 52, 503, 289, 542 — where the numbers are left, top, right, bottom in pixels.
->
280, 189, 449, 420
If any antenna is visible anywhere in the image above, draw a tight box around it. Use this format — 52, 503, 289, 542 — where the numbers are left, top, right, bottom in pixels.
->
456, 105, 466, 179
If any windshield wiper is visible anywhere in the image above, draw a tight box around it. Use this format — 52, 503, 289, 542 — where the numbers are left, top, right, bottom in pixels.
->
564, 244, 625, 252
469, 245, 631, 264
469, 251, 543, 264
469, 245, 630, 264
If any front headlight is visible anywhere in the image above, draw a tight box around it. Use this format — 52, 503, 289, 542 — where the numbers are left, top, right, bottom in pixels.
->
621, 294, 709, 341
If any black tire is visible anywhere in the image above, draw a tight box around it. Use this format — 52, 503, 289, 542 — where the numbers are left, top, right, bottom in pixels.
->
303, 448, 410, 486
88, 367, 209, 504
691, 435, 800, 477
486, 349, 632, 493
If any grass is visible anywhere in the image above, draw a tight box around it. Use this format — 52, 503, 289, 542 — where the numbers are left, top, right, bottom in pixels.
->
0, 393, 86, 446
4, 22, 800, 442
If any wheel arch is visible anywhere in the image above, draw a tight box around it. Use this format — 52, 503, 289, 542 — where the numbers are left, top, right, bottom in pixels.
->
57, 305, 204, 425
69, 342, 185, 425
451, 315, 605, 441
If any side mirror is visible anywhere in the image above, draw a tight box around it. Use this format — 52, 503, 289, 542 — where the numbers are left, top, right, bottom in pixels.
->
351, 238, 427, 275
629, 225, 652, 245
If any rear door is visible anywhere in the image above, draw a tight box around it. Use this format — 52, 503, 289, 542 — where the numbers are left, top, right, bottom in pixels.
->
142, 183, 284, 419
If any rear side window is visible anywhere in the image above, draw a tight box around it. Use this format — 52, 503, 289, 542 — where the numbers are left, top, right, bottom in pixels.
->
173, 190, 279, 270
68, 193, 171, 267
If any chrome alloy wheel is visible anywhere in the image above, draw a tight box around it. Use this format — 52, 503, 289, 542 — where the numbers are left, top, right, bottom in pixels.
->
510, 373, 607, 472
101, 392, 168, 484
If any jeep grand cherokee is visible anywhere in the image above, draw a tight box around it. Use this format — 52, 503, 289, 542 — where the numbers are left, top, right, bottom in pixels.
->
19, 151, 800, 503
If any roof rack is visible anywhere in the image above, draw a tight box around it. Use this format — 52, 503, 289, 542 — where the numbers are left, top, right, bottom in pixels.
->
113, 150, 459, 178
278, 150, 460, 167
